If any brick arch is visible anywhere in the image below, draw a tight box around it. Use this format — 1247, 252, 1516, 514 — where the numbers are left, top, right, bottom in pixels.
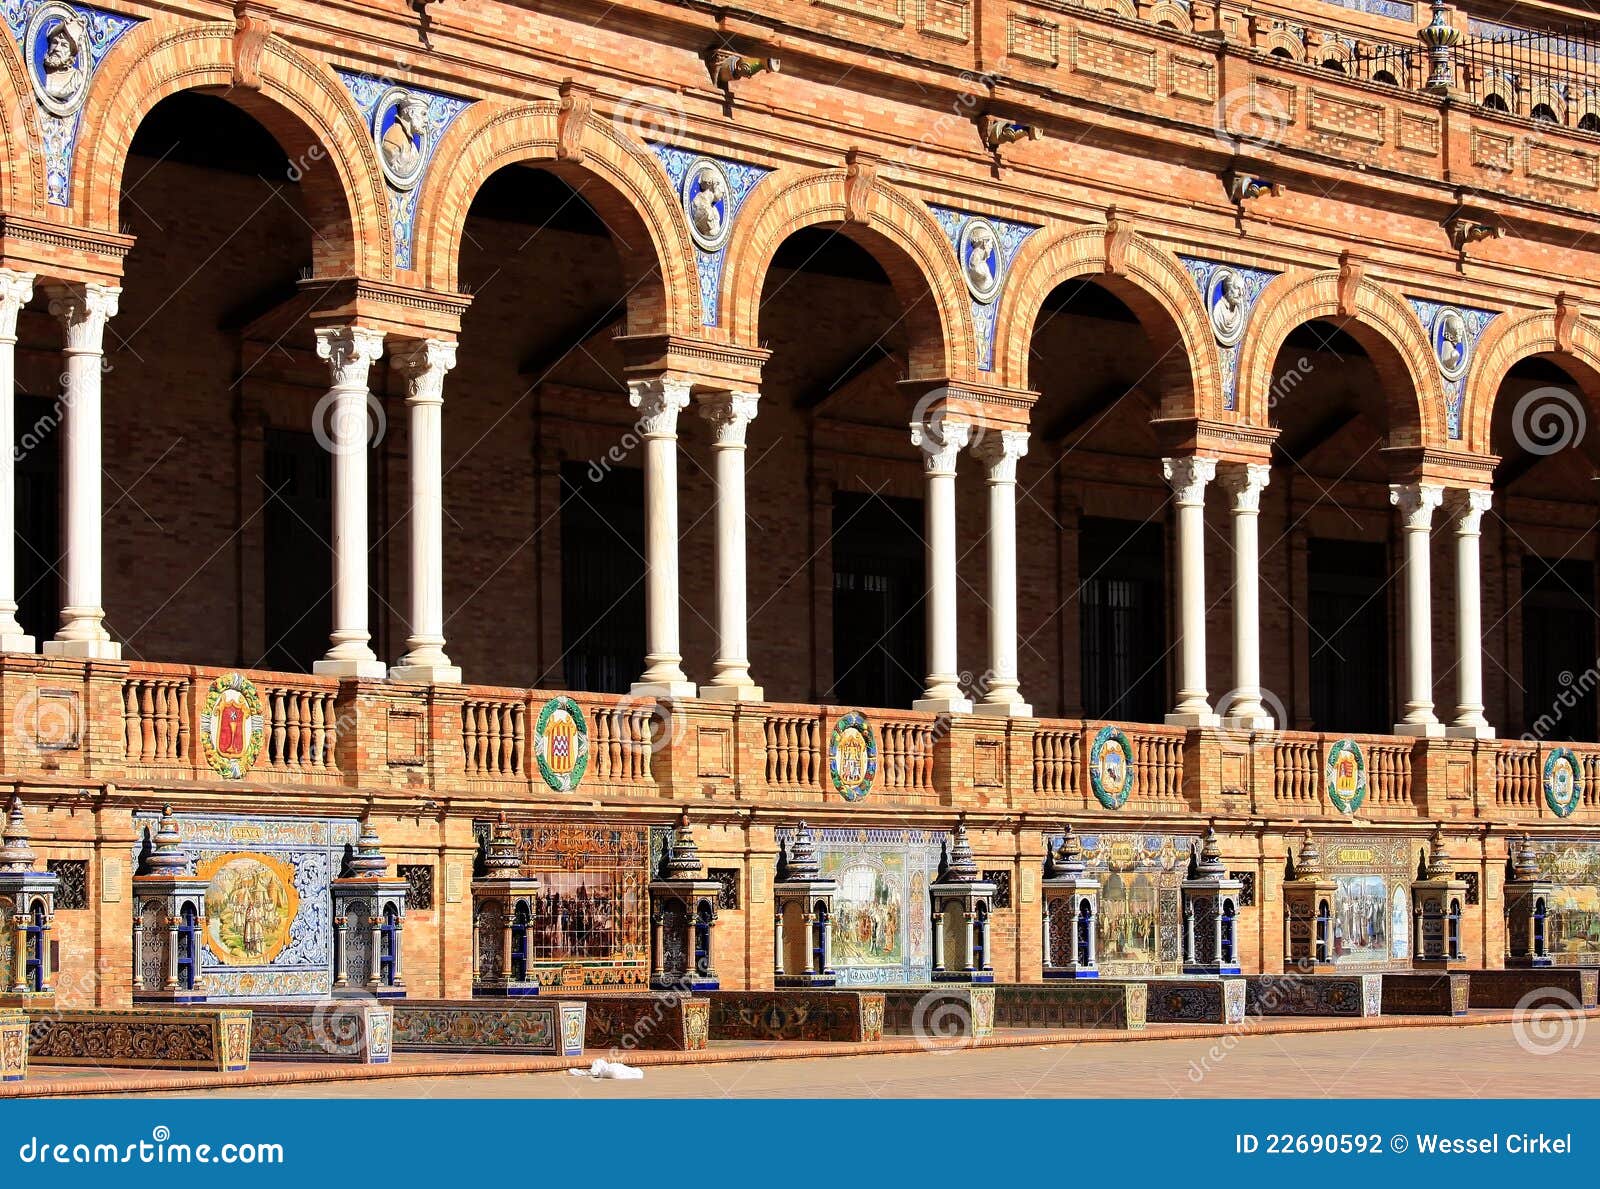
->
0, 27, 44, 215
1237, 269, 1446, 447
1461, 308, 1600, 455
720, 168, 975, 381
72, 19, 387, 279
412, 101, 694, 337
994, 224, 1222, 420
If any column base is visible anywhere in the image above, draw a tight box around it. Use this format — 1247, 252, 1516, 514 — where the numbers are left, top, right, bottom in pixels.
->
0, 633, 35, 654
314, 658, 389, 679
631, 679, 698, 699
43, 638, 120, 660
389, 663, 462, 685
1445, 722, 1496, 740
1222, 714, 1276, 732
699, 683, 764, 702
975, 701, 1033, 719
914, 697, 974, 715
1392, 720, 1446, 738
1166, 711, 1220, 728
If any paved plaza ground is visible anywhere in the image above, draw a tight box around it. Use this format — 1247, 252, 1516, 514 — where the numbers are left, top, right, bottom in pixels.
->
141, 1020, 1598, 1099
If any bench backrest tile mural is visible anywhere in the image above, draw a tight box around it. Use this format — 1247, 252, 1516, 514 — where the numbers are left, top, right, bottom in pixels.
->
778, 827, 942, 986
1533, 840, 1600, 965
485, 819, 653, 990
1316, 835, 1415, 972
131, 812, 358, 999
1074, 832, 1195, 977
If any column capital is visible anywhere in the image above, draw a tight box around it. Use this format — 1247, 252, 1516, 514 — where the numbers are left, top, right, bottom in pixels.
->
0, 270, 34, 341
911, 416, 972, 475
972, 428, 1029, 482
1389, 482, 1445, 531
1449, 487, 1492, 534
47, 282, 120, 353
628, 376, 693, 437
316, 326, 385, 388
390, 339, 457, 406
1162, 455, 1218, 506
1219, 461, 1271, 511
697, 390, 760, 447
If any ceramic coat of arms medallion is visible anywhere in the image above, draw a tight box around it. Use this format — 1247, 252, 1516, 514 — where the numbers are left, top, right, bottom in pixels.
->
1089, 726, 1134, 810
200, 672, 266, 780
534, 696, 589, 792
1544, 747, 1582, 818
1325, 738, 1368, 815
829, 711, 878, 802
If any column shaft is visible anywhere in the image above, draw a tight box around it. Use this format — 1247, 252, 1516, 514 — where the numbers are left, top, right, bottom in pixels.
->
0, 272, 34, 652
1448, 490, 1493, 738
1221, 463, 1273, 727
699, 391, 762, 701
974, 430, 1031, 717
44, 283, 121, 659
1391, 483, 1445, 736
912, 415, 973, 713
313, 326, 387, 679
1164, 456, 1219, 726
629, 379, 696, 698
391, 340, 460, 683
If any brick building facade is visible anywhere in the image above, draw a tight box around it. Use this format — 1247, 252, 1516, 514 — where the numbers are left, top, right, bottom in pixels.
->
0, 0, 1598, 1005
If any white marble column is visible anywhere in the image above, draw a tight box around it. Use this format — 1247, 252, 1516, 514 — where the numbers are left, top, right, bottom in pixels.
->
1390, 481, 1445, 736
0, 271, 35, 653
1220, 462, 1273, 729
1163, 455, 1219, 727
911, 414, 973, 714
1448, 488, 1494, 739
312, 326, 388, 679
389, 339, 460, 684
629, 378, 697, 698
973, 429, 1030, 717
44, 283, 120, 659
698, 390, 762, 701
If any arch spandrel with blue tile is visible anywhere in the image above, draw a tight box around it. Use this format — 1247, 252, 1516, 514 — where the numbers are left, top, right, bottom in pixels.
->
337, 71, 471, 271
649, 145, 770, 327
4, 0, 140, 207
930, 205, 1037, 373
1407, 296, 1498, 440
1180, 256, 1278, 413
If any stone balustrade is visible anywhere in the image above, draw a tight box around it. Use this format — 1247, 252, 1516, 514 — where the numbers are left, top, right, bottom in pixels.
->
3, 656, 1591, 825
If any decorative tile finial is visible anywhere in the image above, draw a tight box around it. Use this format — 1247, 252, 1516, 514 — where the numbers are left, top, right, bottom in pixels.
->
943, 816, 980, 882
1425, 825, 1453, 880
1511, 833, 1542, 883
141, 804, 193, 876
345, 814, 390, 878
666, 810, 705, 879
1196, 824, 1227, 878
1049, 824, 1086, 878
482, 812, 522, 879
1295, 828, 1324, 879
0, 796, 36, 873
780, 821, 821, 881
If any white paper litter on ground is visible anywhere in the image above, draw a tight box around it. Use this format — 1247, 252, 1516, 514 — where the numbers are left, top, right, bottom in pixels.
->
568, 1058, 644, 1079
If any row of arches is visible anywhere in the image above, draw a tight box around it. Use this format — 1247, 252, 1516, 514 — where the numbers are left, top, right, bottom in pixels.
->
0, 14, 1587, 449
